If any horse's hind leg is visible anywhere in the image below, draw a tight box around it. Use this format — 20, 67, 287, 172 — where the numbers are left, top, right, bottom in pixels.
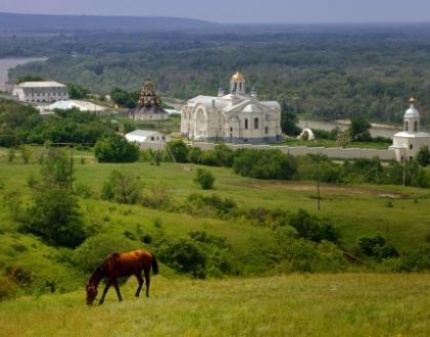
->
134, 273, 144, 298
144, 269, 151, 297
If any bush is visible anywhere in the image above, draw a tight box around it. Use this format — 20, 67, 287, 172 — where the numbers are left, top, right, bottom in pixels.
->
194, 168, 215, 190
358, 235, 399, 261
72, 234, 139, 274
158, 237, 207, 278
102, 170, 143, 204
0, 276, 19, 300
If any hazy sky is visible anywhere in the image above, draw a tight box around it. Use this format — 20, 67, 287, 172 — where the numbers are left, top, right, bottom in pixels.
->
1, 0, 430, 23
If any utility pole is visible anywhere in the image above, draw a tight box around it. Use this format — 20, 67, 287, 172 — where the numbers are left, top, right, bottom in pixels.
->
316, 178, 321, 211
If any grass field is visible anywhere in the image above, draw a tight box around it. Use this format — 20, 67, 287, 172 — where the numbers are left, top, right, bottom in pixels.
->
2, 150, 430, 336
1, 273, 430, 336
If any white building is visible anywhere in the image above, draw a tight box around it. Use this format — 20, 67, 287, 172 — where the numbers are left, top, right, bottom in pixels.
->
390, 98, 430, 162
180, 71, 282, 144
12, 81, 69, 103
125, 130, 170, 144
37, 99, 106, 115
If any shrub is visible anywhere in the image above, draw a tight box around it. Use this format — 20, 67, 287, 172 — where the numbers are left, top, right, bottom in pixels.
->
0, 276, 19, 300
102, 170, 143, 204
358, 235, 399, 261
158, 237, 207, 278
194, 168, 215, 190
72, 234, 139, 274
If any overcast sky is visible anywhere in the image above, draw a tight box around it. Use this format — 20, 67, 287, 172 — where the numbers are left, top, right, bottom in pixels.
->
1, 0, 430, 24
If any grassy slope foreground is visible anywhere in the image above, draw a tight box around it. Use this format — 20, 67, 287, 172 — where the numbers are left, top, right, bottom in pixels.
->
1, 273, 430, 336
2, 152, 430, 335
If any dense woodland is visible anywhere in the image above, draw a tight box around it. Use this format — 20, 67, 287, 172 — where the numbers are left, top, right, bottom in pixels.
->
3, 20, 430, 125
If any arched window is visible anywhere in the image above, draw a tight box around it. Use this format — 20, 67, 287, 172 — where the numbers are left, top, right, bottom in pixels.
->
414, 121, 418, 132
405, 121, 409, 131
254, 118, 259, 129
265, 126, 268, 134
245, 119, 248, 130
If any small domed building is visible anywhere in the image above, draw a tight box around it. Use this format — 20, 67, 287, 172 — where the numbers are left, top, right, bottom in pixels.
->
390, 98, 430, 162
129, 78, 168, 121
180, 71, 282, 144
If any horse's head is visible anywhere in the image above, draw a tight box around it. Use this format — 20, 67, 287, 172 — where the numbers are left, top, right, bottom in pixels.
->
86, 283, 98, 305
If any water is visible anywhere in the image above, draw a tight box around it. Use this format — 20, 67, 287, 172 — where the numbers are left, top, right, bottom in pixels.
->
298, 119, 401, 138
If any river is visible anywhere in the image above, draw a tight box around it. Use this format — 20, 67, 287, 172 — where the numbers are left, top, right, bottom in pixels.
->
0, 57, 47, 91
298, 119, 401, 139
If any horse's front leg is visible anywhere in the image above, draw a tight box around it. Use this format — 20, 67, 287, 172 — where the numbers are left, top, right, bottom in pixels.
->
99, 281, 112, 305
134, 273, 144, 298
112, 279, 123, 302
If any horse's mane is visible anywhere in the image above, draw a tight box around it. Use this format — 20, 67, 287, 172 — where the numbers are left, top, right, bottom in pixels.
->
88, 260, 107, 286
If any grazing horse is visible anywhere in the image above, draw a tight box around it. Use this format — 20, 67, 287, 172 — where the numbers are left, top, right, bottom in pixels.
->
85, 249, 159, 305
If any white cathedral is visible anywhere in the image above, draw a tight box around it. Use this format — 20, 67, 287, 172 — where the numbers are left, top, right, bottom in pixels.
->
180, 71, 282, 143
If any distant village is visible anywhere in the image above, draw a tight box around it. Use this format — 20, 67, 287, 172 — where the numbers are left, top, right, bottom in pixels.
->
9, 72, 430, 163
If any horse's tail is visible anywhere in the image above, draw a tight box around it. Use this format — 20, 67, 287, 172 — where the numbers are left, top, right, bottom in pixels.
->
151, 253, 159, 275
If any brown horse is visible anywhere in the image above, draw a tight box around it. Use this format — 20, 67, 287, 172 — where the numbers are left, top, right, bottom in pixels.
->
85, 249, 159, 305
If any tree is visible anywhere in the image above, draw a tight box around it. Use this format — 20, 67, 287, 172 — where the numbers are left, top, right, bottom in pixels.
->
17, 75, 45, 83
416, 146, 430, 167
166, 140, 189, 163
349, 116, 372, 141
23, 147, 86, 248
67, 82, 90, 99
94, 134, 140, 163
281, 100, 301, 136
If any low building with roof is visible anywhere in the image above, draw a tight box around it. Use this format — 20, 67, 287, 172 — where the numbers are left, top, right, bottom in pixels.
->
125, 129, 170, 144
128, 78, 168, 121
390, 98, 430, 162
180, 71, 282, 144
12, 81, 69, 103
37, 99, 107, 115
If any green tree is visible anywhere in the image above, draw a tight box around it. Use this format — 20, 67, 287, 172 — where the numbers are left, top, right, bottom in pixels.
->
349, 116, 372, 141
166, 139, 189, 163
67, 82, 90, 99
94, 134, 140, 163
416, 146, 430, 167
23, 147, 86, 248
281, 100, 301, 136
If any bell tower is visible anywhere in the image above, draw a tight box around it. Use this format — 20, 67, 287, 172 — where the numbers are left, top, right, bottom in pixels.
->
230, 71, 246, 95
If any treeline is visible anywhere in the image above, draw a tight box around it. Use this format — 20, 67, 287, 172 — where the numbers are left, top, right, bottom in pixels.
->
6, 24, 430, 124
0, 98, 116, 147
155, 140, 430, 188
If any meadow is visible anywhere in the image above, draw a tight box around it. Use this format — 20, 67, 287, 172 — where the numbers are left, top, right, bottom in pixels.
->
2, 149, 430, 336
1, 273, 430, 336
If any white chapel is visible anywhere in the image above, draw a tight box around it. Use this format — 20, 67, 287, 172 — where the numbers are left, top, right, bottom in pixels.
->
390, 98, 430, 161
180, 71, 282, 143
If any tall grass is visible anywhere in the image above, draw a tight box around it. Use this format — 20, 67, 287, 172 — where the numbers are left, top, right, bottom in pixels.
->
1, 274, 430, 336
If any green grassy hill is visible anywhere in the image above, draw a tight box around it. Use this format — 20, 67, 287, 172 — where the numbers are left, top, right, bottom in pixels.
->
1, 149, 430, 305
1, 273, 430, 336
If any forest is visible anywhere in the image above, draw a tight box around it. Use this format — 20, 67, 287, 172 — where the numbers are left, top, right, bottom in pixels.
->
3, 21, 430, 125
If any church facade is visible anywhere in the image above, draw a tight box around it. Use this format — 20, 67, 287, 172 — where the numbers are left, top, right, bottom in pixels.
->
180, 72, 282, 144
390, 98, 430, 162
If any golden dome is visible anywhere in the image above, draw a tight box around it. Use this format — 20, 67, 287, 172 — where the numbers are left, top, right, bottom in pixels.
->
231, 71, 245, 82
